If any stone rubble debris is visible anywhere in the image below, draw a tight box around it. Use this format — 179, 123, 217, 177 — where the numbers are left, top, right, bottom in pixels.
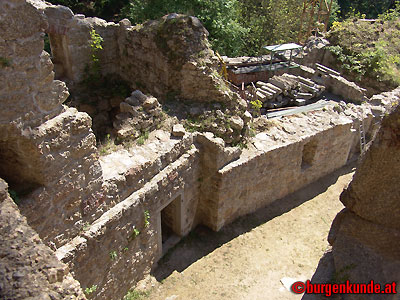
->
249, 73, 325, 109
113, 90, 163, 140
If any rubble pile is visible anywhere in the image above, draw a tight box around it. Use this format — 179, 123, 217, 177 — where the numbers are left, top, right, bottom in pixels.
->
250, 74, 325, 109
113, 90, 163, 140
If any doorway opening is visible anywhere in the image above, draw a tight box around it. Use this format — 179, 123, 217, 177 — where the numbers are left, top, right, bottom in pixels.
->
159, 194, 183, 258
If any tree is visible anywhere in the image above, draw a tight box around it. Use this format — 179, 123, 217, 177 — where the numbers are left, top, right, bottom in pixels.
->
337, 0, 394, 19
121, 0, 248, 57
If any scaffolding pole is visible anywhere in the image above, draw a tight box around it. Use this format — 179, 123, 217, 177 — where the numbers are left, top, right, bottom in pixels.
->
298, 0, 334, 45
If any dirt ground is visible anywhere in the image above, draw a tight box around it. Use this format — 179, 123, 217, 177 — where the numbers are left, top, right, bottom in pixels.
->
133, 163, 356, 300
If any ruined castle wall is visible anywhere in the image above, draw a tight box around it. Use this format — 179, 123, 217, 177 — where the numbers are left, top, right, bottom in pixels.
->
100, 134, 195, 210
0, 178, 86, 300
208, 111, 357, 230
63, 16, 120, 82
114, 17, 249, 144
18, 108, 103, 247
56, 148, 201, 300
309, 88, 400, 298
116, 15, 236, 103
0, 0, 103, 248
43, 4, 120, 82
43, 7, 239, 104
3, 2, 398, 300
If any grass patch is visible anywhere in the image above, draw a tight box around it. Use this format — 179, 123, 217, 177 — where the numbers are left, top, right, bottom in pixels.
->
98, 134, 118, 156
84, 285, 97, 296
136, 130, 149, 145
124, 290, 150, 300
109, 250, 117, 260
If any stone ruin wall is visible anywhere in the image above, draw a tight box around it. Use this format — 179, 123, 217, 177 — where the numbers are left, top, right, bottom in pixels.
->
212, 115, 354, 230
45, 6, 237, 105
308, 89, 400, 299
0, 0, 103, 249
44, 5, 247, 139
56, 146, 202, 300
0, 179, 87, 300
1, 0, 399, 299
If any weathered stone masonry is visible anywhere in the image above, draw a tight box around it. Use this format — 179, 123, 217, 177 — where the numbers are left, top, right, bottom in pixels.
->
1, 1, 398, 300
0, 179, 87, 299
45, 6, 237, 105
0, 0, 103, 249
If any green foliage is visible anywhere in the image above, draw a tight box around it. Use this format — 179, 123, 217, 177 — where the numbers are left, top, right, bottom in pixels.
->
237, 0, 341, 56
248, 125, 256, 138
81, 222, 91, 231
128, 228, 140, 241
121, 0, 247, 56
233, 141, 248, 150
90, 29, 104, 55
136, 131, 149, 145
83, 29, 104, 87
379, 1, 400, 21
124, 290, 150, 300
98, 134, 118, 155
327, 17, 400, 86
0, 57, 11, 68
144, 210, 150, 228
85, 285, 97, 295
250, 99, 262, 117
9, 189, 20, 205
45, 0, 399, 58
47, 0, 130, 21
44, 34, 51, 54
337, 0, 394, 19
109, 250, 118, 260
250, 99, 262, 110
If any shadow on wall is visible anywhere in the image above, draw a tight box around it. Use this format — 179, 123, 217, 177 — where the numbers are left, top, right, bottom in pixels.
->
153, 162, 356, 281
0, 141, 43, 200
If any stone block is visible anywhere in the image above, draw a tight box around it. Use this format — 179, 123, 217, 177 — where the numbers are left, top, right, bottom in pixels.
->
295, 99, 306, 106
35, 81, 69, 112
229, 116, 244, 131
329, 209, 400, 290
172, 124, 186, 137
120, 102, 137, 116
143, 97, 159, 111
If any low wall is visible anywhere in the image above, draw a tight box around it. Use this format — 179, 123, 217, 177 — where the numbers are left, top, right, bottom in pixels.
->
56, 147, 201, 300
204, 106, 371, 230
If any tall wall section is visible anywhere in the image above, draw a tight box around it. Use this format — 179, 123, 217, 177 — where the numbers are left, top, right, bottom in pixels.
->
0, 178, 87, 299
1, 3, 205, 299
0, 0, 103, 248
309, 88, 400, 299
44, 7, 241, 106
